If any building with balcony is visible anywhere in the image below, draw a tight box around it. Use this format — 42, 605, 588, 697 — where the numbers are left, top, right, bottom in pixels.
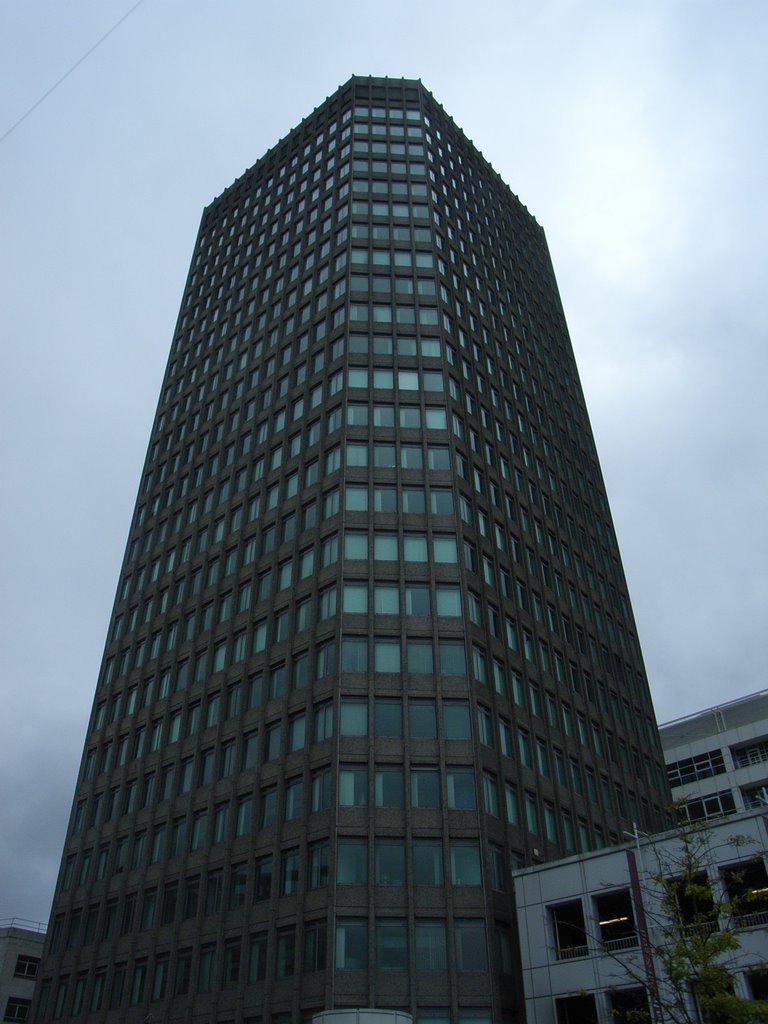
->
661, 689, 768, 822
513, 808, 768, 1022
0, 920, 46, 1024
33, 76, 670, 1024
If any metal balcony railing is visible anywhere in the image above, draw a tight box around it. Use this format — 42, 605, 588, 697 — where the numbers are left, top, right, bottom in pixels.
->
602, 934, 639, 952
735, 909, 768, 929
0, 917, 47, 934
555, 944, 589, 960
682, 920, 720, 937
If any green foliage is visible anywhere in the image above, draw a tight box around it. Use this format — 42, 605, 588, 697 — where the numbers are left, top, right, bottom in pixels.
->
609, 816, 768, 1024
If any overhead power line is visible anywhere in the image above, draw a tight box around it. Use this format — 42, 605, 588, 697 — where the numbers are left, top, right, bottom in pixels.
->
1, 0, 146, 145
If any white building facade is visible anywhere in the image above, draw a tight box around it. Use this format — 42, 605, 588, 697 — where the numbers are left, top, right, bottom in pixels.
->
513, 809, 768, 1023
0, 921, 46, 1024
661, 689, 768, 821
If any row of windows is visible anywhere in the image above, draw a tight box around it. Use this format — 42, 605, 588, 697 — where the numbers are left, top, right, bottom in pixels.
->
83, 654, 652, 835
66, 745, 625, 907
97, 633, 336, 732
666, 748, 726, 788
145, 373, 634, 710
40, 916, 501, 1022
191, 122, 577, 452
140, 360, 466, 544
144, 382, 457, 554
73, 754, 485, 855
100, 601, 655, 803
116, 492, 646, 747
160, 296, 618, 659
103, 539, 657, 800
63, 830, 509, 927
84, 678, 651, 843
131, 426, 640, 723
83, 689, 483, 805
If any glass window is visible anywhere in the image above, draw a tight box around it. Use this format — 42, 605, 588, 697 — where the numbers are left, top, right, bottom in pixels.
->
375, 839, 406, 885
450, 841, 481, 885
407, 637, 434, 673
405, 585, 430, 616
346, 442, 368, 467
374, 533, 398, 560
402, 487, 425, 513
433, 536, 458, 563
374, 699, 402, 737
439, 640, 466, 676
442, 700, 471, 740
341, 636, 368, 672
286, 712, 305, 753
281, 850, 300, 895
308, 842, 329, 888
403, 534, 428, 562
376, 919, 407, 970
374, 486, 397, 512
399, 406, 421, 428
336, 919, 368, 970
483, 773, 500, 816
344, 530, 368, 559
304, 921, 327, 973
436, 585, 461, 615
340, 699, 368, 736
401, 445, 423, 470
427, 446, 450, 470
318, 585, 337, 619
347, 403, 369, 425
374, 583, 399, 614
374, 443, 396, 468
314, 702, 333, 742
260, 789, 277, 828
345, 485, 368, 511
411, 767, 440, 808
336, 838, 367, 883
477, 707, 493, 747
415, 921, 447, 970
338, 766, 368, 806
311, 767, 331, 811
275, 930, 295, 977
374, 766, 404, 807
505, 784, 520, 825
430, 489, 454, 515
446, 767, 476, 809
409, 699, 437, 738
343, 582, 368, 613
248, 935, 267, 983
455, 921, 488, 971
374, 638, 400, 672
425, 407, 447, 429
413, 839, 443, 885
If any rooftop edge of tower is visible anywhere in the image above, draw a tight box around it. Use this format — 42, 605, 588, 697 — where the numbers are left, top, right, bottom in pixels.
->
204, 75, 540, 235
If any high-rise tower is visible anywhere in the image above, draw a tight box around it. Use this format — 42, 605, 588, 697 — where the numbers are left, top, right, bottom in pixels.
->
34, 77, 670, 1024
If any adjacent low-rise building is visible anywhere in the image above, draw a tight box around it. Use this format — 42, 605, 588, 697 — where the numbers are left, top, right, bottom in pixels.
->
0, 920, 46, 1024
513, 808, 768, 1023
661, 689, 768, 821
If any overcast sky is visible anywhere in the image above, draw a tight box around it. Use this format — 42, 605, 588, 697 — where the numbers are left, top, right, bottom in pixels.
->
1, 0, 766, 924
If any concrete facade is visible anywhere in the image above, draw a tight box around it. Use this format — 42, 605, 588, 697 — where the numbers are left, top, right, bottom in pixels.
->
513, 809, 768, 1023
661, 690, 768, 821
0, 922, 45, 1024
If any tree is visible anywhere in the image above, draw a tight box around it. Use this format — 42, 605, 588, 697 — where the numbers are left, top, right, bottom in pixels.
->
608, 816, 768, 1024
